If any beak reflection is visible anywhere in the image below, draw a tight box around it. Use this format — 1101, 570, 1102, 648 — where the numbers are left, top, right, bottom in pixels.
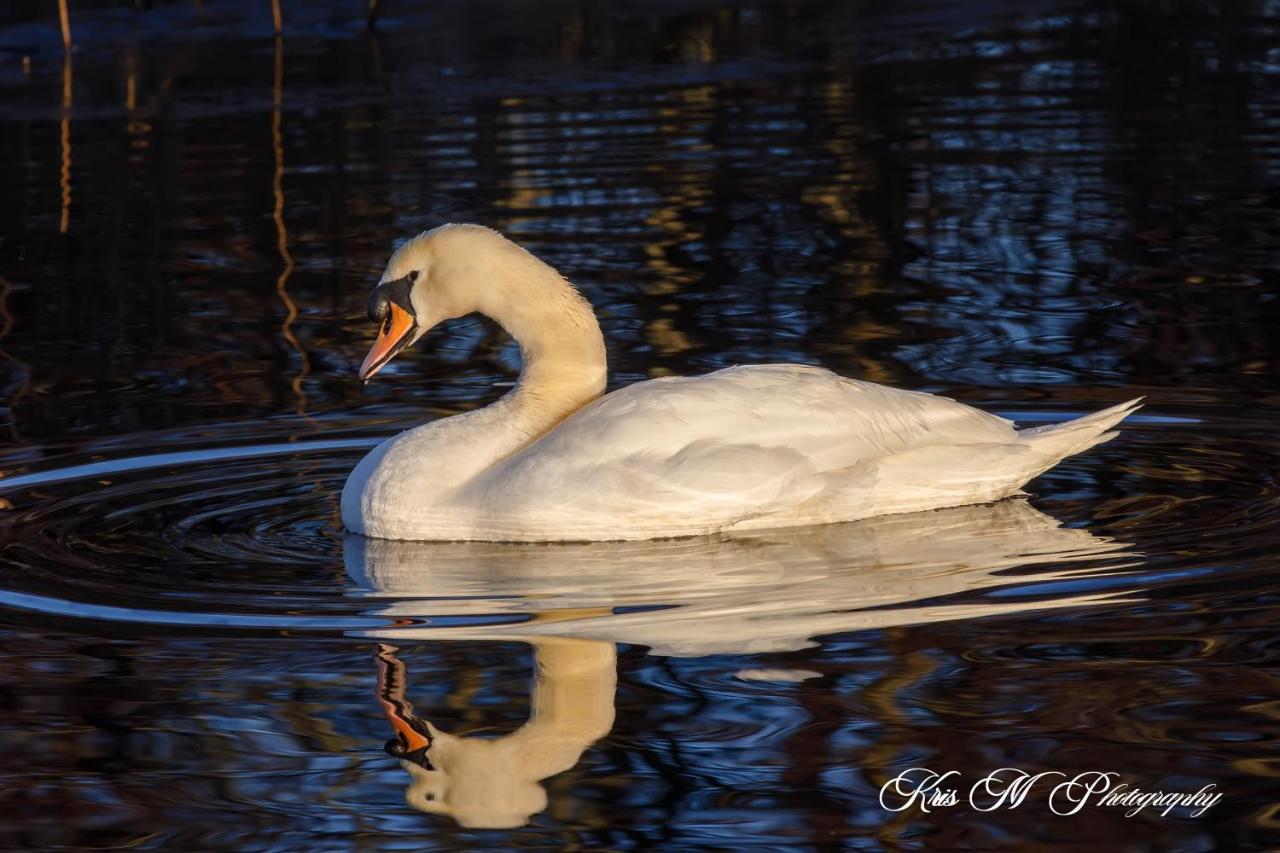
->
372, 639, 617, 829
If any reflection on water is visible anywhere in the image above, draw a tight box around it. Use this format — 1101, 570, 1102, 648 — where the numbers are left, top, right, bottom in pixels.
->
346, 500, 1139, 655
377, 640, 616, 829
0, 0, 1279, 848
352, 500, 1138, 830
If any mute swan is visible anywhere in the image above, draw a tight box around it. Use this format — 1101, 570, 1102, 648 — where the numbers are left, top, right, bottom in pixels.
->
341, 224, 1140, 542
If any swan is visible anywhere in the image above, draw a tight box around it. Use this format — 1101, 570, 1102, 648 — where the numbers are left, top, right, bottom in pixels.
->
341, 224, 1141, 542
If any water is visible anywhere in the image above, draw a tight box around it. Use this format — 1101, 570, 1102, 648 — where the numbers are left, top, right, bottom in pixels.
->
1, 0, 1279, 848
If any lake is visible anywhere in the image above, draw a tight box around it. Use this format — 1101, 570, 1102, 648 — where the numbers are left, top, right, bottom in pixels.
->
0, 0, 1278, 848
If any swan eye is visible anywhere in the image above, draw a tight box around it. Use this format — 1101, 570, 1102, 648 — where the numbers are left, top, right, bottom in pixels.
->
368, 273, 418, 323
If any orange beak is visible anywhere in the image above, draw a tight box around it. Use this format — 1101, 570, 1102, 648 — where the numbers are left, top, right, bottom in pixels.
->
375, 643, 433, 757
389, 713, 432, 754
359, 303, 416, 383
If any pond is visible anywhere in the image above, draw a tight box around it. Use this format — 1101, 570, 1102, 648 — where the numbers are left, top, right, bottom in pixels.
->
0, 0, 1278, 848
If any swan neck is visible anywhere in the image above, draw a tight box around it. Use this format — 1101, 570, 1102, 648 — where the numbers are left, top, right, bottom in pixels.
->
481, 262, 607, 429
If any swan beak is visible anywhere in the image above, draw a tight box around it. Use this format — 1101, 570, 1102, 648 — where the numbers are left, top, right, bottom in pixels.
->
360, 303, 416, 383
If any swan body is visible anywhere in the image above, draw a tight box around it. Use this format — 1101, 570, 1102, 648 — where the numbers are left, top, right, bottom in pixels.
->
342, 224, 1140, 542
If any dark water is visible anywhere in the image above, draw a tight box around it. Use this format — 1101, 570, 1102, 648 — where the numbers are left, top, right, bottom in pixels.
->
0, 0, 1278, 848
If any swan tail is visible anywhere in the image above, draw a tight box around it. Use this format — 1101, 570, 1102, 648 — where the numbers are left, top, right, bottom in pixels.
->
1017, 397, 1144, 461
775, 398, 1143, 524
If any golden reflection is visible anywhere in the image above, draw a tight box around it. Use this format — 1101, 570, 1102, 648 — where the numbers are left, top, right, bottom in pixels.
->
642, 91, 714, 291
57, 0, 72, 51
375, 639, 616, 829
639, 84, 715, 362
125, 49, 136, 111
493, 99, 552, 217
1254, 802, 1280, 829
1235, 757, 1280, 778
124, 48, 149, 150
647, 315, 694, 356
799, 73, 880, 250
271, 35, 309, 416
59, 52, 72, 235
1235, 693, 1280, 787
496, 167, 546, 213
797, 68, 900, 383
271, 0, 283, 36
678, 19, 714, 63
57, 0, 72, 236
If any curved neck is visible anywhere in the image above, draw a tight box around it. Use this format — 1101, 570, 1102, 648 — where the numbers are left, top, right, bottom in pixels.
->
475, 260, 608, 437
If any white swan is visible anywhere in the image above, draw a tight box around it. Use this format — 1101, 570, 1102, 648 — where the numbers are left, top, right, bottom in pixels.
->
341, 224, 1141, 542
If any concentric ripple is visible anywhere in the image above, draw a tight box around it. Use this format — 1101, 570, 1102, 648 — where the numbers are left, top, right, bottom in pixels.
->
0, 407, 1273, 650
0, 423, 383, 631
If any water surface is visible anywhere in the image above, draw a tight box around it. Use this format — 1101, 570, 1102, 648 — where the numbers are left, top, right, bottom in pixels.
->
1, 1, 1279, 848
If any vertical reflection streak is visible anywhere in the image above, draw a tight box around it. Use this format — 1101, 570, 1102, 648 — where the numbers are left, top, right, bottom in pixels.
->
125, 51, 136, 112
59, 52, 72, 235
57, 0, 72, 51
271, 36, 309, 416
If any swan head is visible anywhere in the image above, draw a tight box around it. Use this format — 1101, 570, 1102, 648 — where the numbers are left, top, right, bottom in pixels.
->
359, 223, 583, 383
359, 224, 479, 382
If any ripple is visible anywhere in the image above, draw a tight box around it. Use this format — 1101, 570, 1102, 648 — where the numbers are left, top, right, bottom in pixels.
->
0, 399, 1274, 656
0, 426, 373, 630
0, 411, 1239, 651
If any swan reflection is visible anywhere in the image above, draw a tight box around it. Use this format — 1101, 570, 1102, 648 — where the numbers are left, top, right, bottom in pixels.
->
374, 639, 615, 829
350, 499, 1139, 828
346, 499, 1137, 655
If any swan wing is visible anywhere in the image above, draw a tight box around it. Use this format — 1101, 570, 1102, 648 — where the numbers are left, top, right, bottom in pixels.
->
520, 364, 1015, 468
462, 365, 1020, 537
